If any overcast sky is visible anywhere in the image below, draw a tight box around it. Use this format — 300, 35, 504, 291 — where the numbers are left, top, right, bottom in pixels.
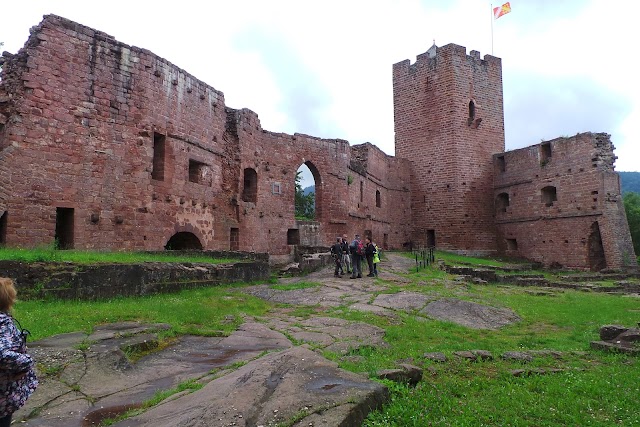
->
2, 0, 638, 189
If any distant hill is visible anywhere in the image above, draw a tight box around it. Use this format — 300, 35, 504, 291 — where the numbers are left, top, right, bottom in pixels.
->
303, 185, 315, 195
620, 172, 640, 194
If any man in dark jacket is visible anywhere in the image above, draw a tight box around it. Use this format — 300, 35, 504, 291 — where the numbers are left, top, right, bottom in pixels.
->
330, 238, 344, 276
364, 237, 377, 277
349, 234, 363, 279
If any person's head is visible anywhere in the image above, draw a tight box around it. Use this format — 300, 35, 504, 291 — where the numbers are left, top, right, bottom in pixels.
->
0, 278, 17, 313
365, 237, 371, 244
336, 237, 341, 243
355, 234, 360, 240
342, 234, 348, 241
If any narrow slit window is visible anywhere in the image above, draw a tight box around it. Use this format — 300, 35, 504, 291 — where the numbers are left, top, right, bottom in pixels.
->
152, 133, 166, 181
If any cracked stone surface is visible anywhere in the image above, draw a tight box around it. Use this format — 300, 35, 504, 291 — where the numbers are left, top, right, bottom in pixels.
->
17, 252, 523, 426
420, 298, 521, 329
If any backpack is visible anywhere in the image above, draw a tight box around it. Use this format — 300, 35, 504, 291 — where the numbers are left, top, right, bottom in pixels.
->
373, 244, 381, 263
356, 240, 365, 256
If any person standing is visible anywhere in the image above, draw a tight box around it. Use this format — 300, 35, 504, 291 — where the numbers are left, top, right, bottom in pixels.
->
349, 234, 363, 279
341, 235, 351, 274
0, 278, 38, 427
330, 238, 344, 277
372, 241, 381, 277
364, 237, 376, 277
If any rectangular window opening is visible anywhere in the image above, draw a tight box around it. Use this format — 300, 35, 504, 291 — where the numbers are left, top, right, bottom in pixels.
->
540, 142, 552, 164
55, 207, 75, 250
152, 133, 166, 181
497, 155, 505, 173
287, 229, 300, 245
506, 238, 518, 251
360, 181, 364, 203
230, 228, 239, 251
189, 159, 208, 184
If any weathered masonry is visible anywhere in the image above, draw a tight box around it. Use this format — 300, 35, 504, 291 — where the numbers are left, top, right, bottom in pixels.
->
0, 15, 636, 270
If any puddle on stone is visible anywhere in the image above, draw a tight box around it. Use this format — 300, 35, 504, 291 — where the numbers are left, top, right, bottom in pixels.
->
81, 403, 142, 426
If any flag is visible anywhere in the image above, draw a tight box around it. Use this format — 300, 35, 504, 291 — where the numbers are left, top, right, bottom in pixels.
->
493, 2, 511, 19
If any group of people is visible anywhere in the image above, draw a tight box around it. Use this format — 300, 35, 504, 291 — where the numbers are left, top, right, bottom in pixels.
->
330, 234, 380, 279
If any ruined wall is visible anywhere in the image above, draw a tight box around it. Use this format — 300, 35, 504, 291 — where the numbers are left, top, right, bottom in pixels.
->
0, 15, 411, 259
393, 44, 505, 253
493, 133, 637, 269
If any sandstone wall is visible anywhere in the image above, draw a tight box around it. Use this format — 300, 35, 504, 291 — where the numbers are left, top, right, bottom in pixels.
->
0, 15, 411, 259
493, 133, 637, 269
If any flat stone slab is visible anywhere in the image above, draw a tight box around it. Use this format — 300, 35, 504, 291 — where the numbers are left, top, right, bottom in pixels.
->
18, 322, 292, 426
112, 346, 389, 427
372, 291, 435, 311
262, 315, 388, 354
419, 298, 521, 329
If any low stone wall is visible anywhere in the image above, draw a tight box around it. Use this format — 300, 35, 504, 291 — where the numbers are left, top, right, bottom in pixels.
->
0, 260, 270, 300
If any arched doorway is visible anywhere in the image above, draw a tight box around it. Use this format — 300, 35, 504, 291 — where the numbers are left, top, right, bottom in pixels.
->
294, 161, 322, 221
165, 232, 203, 250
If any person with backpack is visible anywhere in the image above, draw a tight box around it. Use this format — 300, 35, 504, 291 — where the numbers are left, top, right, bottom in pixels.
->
330, 237, 344, 277
349, 234, 364, 279
372, 241, 381, 277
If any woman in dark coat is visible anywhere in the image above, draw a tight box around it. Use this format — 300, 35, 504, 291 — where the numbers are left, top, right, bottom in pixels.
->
0, 278, 38, 427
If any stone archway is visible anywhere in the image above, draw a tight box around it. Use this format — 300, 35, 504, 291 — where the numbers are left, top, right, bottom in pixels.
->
295, 160, 323, 221
165, 232, 203, 250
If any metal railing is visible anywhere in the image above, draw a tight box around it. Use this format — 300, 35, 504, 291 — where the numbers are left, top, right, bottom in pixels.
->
414, 246, 435, 272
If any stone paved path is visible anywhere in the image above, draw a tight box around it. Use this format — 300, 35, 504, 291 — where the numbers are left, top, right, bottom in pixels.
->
17, 252, 520, 426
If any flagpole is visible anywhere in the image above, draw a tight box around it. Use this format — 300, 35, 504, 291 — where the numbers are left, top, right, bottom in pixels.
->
491, 3, 494, 55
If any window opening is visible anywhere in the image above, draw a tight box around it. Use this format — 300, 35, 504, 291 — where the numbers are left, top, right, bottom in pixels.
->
242, 168, 258, 202
496, 193, 510, 213
497, 155, 505, 173
375, 190, 381, 208
287, 229, 300, 245
152, 133, 166, 181
541, 186, 557, 207
506, 239, 518, 251
188, 160, 208, 184
540, 142, 552, 165
360, 181, 364, 203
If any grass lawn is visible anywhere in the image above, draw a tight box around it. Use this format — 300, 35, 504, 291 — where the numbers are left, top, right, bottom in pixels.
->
0, 247, 238, 264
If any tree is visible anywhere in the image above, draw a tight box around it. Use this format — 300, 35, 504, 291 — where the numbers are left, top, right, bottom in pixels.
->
623, 192, 640, 257
295, 170, 315, 220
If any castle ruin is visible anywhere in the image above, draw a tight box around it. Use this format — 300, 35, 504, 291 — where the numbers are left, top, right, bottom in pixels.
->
0, 15, 636, 269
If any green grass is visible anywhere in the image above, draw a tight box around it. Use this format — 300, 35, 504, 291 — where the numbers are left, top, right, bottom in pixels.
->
14, 284, 271, 340
0, 247, 238, 264
435, 250, 513, 267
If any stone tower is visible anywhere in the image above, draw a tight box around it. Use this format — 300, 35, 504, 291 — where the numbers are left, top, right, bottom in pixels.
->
393, 43, 505, 254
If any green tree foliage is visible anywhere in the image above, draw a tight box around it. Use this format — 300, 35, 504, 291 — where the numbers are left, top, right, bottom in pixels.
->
623, 192, 640, 256
294, 170, 315, 220
620, 171, 640, 194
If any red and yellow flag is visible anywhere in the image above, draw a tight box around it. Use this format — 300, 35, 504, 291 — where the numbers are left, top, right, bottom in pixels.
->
493, 2, 512, 19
